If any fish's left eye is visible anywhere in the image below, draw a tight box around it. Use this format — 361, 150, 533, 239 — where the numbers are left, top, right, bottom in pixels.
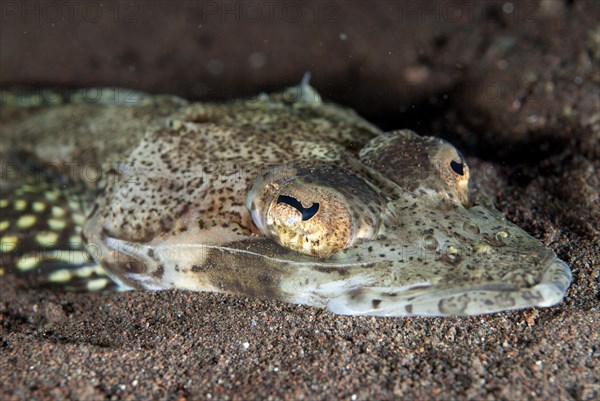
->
429, 141, 470, 205
246, 163, 382, 257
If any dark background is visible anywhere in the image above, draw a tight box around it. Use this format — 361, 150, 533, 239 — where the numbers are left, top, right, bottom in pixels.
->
2, 1, 598, 153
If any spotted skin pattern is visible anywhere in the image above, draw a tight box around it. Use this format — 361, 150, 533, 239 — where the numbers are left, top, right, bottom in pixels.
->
0, 179, 111, 291
0, 84, 572, 316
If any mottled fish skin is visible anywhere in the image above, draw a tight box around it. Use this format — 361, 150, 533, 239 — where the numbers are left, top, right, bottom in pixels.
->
0, 151, 110, 291
0, 83, 572, 316
0, 88, 185, 290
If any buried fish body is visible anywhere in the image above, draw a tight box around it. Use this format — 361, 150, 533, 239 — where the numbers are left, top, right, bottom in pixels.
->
0, 82, 571, 316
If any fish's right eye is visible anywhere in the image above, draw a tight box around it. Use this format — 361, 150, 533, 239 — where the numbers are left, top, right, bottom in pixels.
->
246, 163, 382, 258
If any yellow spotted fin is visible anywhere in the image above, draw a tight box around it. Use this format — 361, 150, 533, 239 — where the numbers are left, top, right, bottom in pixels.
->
0, 151, 117, 292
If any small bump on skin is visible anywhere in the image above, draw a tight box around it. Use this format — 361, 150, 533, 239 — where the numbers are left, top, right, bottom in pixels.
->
463, 221, 480, 234
474, 244, 493, 254
495, 231, 509, 243
422, 234, 439, 251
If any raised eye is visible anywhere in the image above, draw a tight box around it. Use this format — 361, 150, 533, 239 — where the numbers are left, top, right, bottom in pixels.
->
431, 144, 470, 205
246, 163, 382, 257
358, 130, 471, 206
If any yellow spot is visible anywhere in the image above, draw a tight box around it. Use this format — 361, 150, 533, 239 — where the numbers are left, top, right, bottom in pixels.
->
36, 231, 59, 246
68, 200, 81, 211
17, 254, 38, 271
72, 213, 86, 225
48, 219, 66, 230
48, 269, 72, 283
74, 265, 104, 278
87, 277, 110, 291
63, 250, 90, 264
14, 200, 27, 211
17, 215, 37, 229
32, 202, 46, 212
69, 235, 83, 248
0, 221, 9, 231
0, 267, 4, 276
49, 250, 89, 264
51, 206, 66, 218
0, 199, 8, 208
1, 235, 18, 252
21, 184, 36, 193
45, 191, 59, 202
74, 266, 94, 278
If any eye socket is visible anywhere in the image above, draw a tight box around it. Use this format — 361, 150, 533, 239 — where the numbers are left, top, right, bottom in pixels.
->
246, 163, 382, 258
450, 160, 465, 176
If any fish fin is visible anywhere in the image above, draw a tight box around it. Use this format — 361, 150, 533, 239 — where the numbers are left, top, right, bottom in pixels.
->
267, 72, 322, 105
0, 150, 118, 292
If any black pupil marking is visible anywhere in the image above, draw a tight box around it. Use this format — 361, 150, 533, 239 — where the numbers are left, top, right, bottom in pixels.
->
450, 160, 464, 176
277, 195, 320, 221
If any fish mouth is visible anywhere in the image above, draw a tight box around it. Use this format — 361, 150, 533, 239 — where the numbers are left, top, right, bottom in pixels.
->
533, 258, 572, 307
326, 257, 573, 317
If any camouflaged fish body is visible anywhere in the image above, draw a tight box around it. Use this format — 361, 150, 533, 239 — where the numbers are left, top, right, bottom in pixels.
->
0, 84, 572, 316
